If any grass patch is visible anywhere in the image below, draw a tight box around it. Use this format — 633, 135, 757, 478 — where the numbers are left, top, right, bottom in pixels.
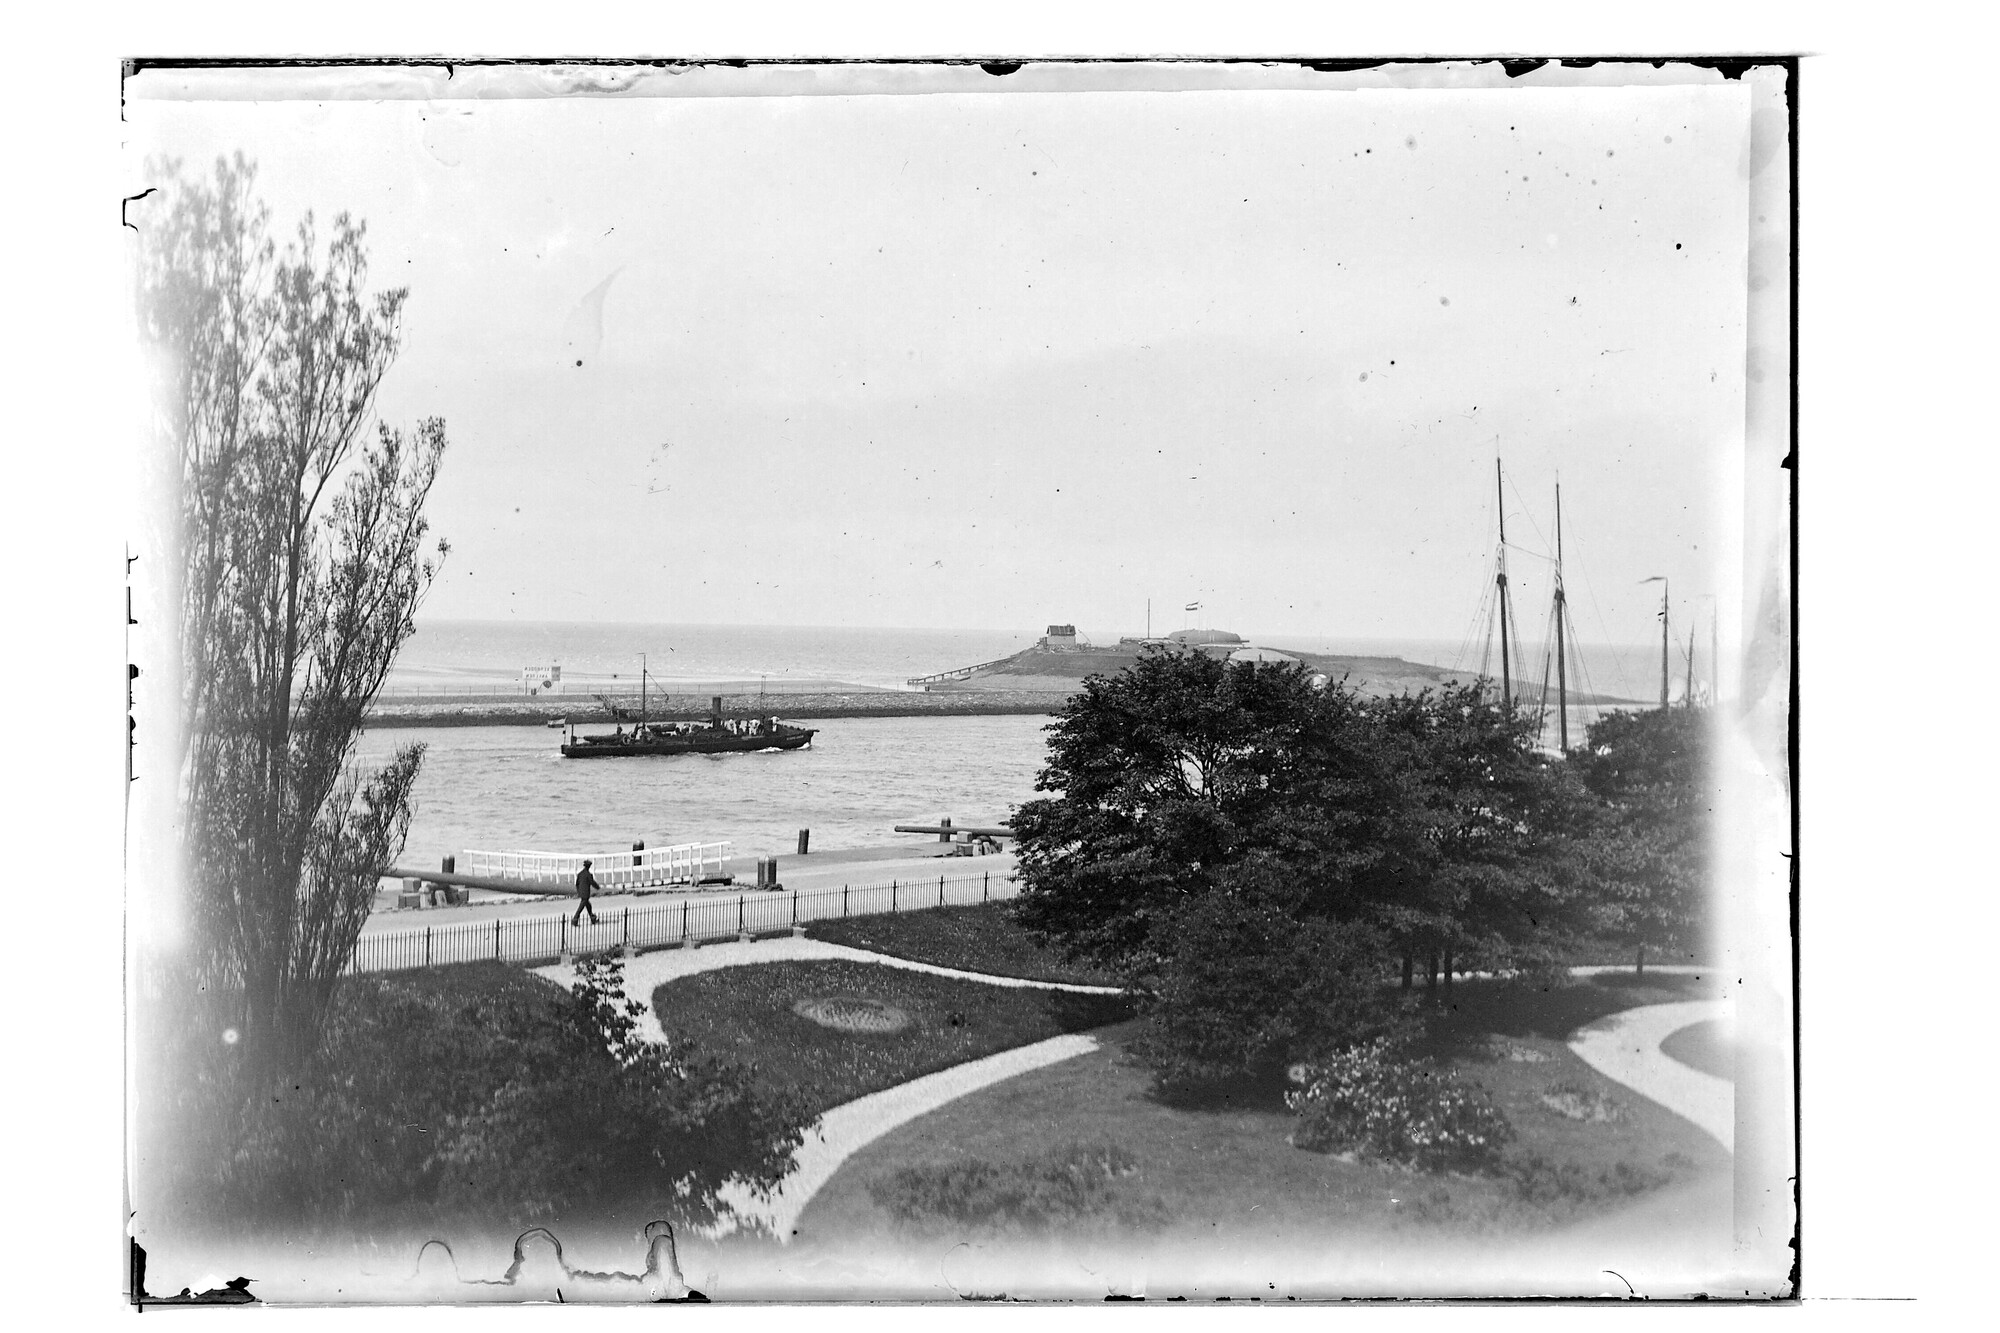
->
803, 901, 1121, 986
794, 973, 1731, 1249
1660, 1018, 1734, 1081
869, 1140, 1171, 1237
651, 960, 1132, 1118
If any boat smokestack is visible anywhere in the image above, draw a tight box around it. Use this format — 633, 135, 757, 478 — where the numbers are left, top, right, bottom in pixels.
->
711, 694, 723, 725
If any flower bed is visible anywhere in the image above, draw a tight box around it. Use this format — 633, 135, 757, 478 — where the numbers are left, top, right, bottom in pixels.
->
1286, 1038, 1514, 1173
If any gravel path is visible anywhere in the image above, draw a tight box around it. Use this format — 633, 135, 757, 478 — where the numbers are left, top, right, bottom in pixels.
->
1568, 1000, 1734, 1152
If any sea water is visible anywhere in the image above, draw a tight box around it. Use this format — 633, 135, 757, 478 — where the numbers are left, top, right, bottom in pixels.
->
364, 619, 1664, 866
354, 713, 1055, 867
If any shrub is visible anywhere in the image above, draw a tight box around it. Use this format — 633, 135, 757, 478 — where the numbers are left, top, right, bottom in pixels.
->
175, 959, 809, 1235
868, 1141, 1171, 1235
1286, 1038, 1514, 1173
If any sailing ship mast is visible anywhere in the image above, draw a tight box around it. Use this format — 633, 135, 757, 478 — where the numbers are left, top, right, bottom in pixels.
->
1710, 606, 1720, 707
1657, 580, 1671, 710
1553, 483, 1569, 750
1494, 457, 1515, 710
1683, 623, 1697, 709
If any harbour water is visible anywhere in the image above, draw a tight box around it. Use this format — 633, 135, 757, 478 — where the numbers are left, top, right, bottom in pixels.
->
355, 713, 1055, 867
365, 620, 1665, 868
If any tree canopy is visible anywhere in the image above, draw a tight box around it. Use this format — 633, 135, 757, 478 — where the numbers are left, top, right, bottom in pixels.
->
1570, 706, 1713, 969
1011, 649, 1604, 1096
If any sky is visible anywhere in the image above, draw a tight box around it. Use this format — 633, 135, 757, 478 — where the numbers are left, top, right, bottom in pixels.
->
127, 73, 1753, 650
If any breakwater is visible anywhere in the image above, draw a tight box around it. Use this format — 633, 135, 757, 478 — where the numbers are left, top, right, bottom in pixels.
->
366, 690, 1069, 729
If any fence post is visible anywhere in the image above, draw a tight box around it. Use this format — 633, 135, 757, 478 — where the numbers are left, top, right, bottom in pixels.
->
843, 884, 849, 917
892, 880, 897, 912
940, 875, 945, 906
495, 916, 502, 961
682, 900, 689, 940
739, 895, 745, 933
792, 891, 798, 927
425, 926, 432, 967
623, 907, 630, 947
983, 871, 989, 902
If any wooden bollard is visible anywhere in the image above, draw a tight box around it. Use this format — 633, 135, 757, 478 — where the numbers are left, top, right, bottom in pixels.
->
797, 828, 811, 855
938, 815, 953, 844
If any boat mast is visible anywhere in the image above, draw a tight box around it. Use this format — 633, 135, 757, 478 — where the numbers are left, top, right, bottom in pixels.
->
1495, 457, 1513, 710
1554, 483, 1569, 751
1657, 580, 1671, 711
640, 652, 648, 732
1710, 606, 1720, 707
1684, 622, 1697, 709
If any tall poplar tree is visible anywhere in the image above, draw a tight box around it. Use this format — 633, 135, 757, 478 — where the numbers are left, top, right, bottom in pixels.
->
138, 155, 449, 1075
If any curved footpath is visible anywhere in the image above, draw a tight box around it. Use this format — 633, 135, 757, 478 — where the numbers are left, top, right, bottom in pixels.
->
533, 949, 1731, 1240
1567, 999, 1734, 1152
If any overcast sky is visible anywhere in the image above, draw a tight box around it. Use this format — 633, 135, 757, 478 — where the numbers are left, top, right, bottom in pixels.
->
129, 77, 1752, 647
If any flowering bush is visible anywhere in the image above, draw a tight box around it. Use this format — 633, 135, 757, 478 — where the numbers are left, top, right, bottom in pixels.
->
1286, 1038, 1514, 1173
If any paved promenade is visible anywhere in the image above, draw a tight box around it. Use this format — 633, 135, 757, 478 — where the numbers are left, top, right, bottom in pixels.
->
362, 845, 1016, 937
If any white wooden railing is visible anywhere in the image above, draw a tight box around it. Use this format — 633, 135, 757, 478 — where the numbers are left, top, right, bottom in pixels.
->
460, 842, 732, 890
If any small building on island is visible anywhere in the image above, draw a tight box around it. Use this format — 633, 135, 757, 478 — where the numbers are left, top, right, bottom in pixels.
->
1040, 623, 1080, 650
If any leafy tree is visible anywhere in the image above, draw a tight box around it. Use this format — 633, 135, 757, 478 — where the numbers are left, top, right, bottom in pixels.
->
137, 154, 449, 1075
1012, 652, 1593, 1093
1571, 707, 1711, 971
1134, 858, 1407, 1102
1359, 683, 1599, 988
1010, 648, 1396, 975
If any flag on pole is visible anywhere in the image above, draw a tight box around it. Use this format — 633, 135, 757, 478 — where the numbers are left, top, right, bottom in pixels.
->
1184, 601, 1201, 612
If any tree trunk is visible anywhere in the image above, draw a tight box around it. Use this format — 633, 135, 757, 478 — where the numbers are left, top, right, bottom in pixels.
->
1636, 943, 1646, 976
1426, 952, 1438, 996
1400, 955, 1413, 990
1443, 948, 1454, 992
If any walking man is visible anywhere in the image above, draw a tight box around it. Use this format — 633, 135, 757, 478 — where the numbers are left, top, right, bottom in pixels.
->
572, 858, 600, 926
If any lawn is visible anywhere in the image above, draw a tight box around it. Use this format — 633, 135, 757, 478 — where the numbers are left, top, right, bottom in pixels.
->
1659, 1018, 1734, 1080
793, 971, 1732, 1254
803, 901, 1120, 986
650, 959, 1132, 1118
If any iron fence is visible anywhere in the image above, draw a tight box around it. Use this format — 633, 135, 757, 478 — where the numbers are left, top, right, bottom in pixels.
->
346, 868, 1019, 975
